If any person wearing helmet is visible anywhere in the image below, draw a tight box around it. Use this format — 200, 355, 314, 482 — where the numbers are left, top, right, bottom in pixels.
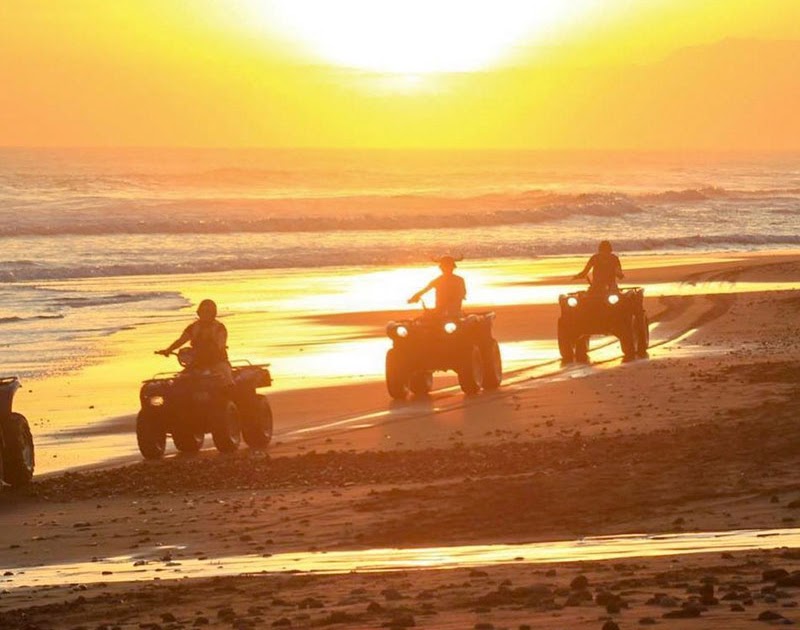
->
574, 240, 625, 293
157, 299, 233, 385
408, 256, 467, 317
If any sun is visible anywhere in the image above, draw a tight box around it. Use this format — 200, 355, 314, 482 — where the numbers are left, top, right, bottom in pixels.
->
248, 0, 598, 74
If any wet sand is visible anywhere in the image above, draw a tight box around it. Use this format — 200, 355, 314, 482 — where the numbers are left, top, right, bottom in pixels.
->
2, 251, 800, 628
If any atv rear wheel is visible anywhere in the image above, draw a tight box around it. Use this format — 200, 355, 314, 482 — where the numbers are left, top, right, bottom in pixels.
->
409, 371, 433, 396
480, 340, 503, 390
385, 349, 409, 400
172, 427, 204, 453
242, 395, 273, 448
1, 413, 34, 486
136, 408, 167, 460
211, 400, 241, 453
557, 317, 575, 362
635, 313, 650, 358
457, 345, 484, 395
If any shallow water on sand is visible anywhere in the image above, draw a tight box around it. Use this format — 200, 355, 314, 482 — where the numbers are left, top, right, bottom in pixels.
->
3, 528, 798, 589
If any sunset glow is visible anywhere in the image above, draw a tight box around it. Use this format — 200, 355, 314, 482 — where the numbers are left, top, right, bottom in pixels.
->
1, 0, 800, 147
254, 0, 598, 73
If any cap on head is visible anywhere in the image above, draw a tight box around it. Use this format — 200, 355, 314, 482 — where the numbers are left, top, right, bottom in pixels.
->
598, 240, 613, 254
197, 298, 218, 320
438, 255, 457, 271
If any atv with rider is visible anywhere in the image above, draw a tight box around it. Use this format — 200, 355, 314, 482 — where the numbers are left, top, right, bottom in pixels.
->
0, 376, 35, 487
136, 348, 273, 459
557, 285, 649, 363
385, 309, 502, 398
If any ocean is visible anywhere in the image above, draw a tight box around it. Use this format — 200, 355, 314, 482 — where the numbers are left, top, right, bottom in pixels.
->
2, 147, 799, 380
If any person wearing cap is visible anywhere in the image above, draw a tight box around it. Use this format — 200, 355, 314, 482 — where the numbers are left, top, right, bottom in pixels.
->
157, 299, 234, 385
573, 240, 625, 293
408, 256, 467, 317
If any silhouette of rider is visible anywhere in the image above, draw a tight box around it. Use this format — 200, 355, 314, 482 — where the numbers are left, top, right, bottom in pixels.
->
574, 240, 624, 293
408, 255, 466, 317
157, 298, 234, 385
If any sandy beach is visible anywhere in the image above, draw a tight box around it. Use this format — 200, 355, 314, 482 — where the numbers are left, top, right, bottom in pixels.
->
1, 251, 800, 628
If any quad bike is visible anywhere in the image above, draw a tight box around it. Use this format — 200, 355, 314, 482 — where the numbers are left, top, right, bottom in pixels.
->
136, 349, 273, 460
557, 284, 649, 363
385, 306, 502, 399
0, 376, 35, 487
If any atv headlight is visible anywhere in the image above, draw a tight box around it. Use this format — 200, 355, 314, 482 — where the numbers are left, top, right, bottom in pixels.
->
395, 325, 409, 338
148, 395, 165, 407
607, 294, 620, 305
444, 321, 458, 334
566, 296, 579, 308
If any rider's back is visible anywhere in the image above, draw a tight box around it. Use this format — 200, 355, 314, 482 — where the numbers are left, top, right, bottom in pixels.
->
589, 252, 621, 292
432, 274, 466, 316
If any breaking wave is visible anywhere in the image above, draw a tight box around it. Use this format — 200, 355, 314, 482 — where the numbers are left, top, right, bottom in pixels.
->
0, 192, 643, 236
2, 233, 799, 283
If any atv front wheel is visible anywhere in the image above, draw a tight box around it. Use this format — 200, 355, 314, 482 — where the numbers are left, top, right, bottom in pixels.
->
635, 313, 650, 358
211, 400, 241, 453
557, 317, 575, 362
480, 340, 503, 390
409, 371, 433, 396
457, 345, 484, 395
385, 349, 409, 400
172, 427, 204, 453
574, 336, 590, 363
136, 408, 167, 460
618, 317, 637, 361
1, 413, 34, 486
242, 395, 273, 448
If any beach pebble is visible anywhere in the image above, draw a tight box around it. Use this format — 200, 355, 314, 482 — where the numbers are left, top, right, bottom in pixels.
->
663, 606, 702, 618
758, 610, 785, 621
380, 613, 415, 628
570, 575, 589, 590
764, 569, 790, 582
323, 611, 358, 624
380, 588, 403, 601
777, 573, 800, 588
646, 594, 679, 607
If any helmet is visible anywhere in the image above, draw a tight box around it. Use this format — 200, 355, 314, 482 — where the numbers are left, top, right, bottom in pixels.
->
197, 299, 218, 320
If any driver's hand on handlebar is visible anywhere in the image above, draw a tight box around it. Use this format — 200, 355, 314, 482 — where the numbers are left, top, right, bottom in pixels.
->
155, 349, 171, 357
407, 295, 420, 304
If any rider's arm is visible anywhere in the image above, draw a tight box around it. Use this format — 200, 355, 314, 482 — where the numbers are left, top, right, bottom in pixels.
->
158, 328, 192, 356
615, 255, 625, 279
573, 257, 594, 279
216, 324, 228, 351
408, 278, 437, 304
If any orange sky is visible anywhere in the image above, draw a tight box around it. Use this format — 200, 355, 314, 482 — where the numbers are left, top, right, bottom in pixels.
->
1, 0, 799, 150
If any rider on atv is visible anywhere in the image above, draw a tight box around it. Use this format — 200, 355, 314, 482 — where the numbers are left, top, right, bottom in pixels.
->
573, 240, 625, 293
157, 298, 233, 386
408, 255, 466, 317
